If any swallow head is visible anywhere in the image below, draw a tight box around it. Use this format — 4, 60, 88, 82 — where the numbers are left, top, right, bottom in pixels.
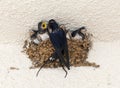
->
48, 19, 59, 32
38, 21, 48, 34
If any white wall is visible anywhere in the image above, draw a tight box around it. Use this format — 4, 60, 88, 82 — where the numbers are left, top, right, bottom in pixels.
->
0, 1, 120, 88
0, 0, 120, 44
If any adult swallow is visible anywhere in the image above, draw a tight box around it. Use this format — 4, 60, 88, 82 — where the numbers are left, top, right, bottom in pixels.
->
47, 19, 70, 70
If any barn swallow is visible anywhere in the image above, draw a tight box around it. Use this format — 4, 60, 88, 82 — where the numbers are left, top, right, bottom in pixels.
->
59, 25, 86, 40
30, 21, 49, 44
47, 19, 70, 69
71, 26, 86, 40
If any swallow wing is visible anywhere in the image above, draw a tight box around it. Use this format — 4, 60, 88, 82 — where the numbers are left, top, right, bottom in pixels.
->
49, 29, 70, 69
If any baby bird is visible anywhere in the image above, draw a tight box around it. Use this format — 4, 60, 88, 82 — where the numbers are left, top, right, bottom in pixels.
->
30, 21, 49, 44
60, 25, 86, 40
71, 26, 86, 40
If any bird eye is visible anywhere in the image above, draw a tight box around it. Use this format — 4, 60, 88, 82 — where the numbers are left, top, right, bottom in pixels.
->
41, 22, 47, 30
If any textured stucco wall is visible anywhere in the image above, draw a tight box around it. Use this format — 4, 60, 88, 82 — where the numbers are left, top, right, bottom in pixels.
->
0, 0, 120, 44
0, 1, 120, 88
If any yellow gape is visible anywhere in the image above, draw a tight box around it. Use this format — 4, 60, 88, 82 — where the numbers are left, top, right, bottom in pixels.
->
41, 22, 47, 30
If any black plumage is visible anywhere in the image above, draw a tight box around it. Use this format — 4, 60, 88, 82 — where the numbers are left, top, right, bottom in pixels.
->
47, 19, 70, 70
71, 26, 85, 40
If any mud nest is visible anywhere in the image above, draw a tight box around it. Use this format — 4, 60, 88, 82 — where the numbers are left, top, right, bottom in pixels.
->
23, 33, 99, 69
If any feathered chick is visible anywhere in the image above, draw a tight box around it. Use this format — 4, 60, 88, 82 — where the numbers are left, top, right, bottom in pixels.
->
30, 21, 49, 44
71, 26, 86, 40
59, 25, 86, 40
38, 21, 48, 34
